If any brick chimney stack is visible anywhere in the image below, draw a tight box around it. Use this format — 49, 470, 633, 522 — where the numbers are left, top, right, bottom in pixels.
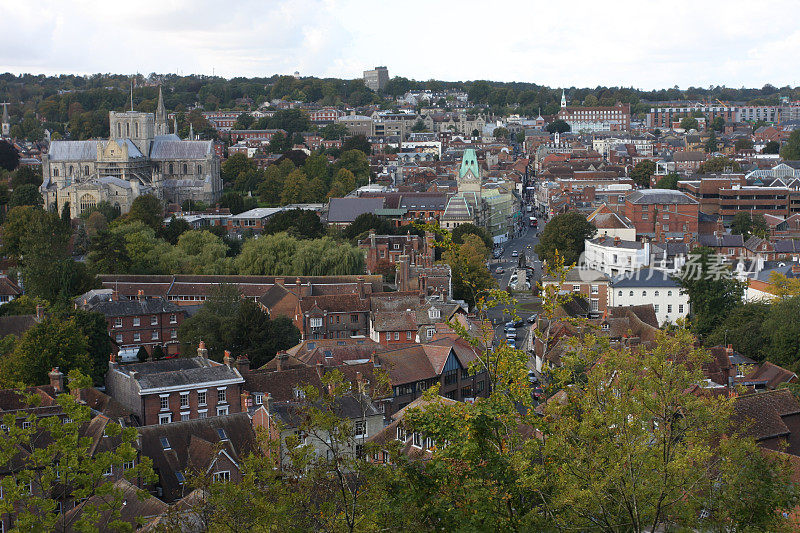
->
235, 355, 250, 373
137, 290, 145, 302
49, 367, 64, 393
223, 350, 233, 368
197, 340, 208, 360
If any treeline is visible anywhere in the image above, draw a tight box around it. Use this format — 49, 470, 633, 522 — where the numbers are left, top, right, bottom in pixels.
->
221, 148, 370, 205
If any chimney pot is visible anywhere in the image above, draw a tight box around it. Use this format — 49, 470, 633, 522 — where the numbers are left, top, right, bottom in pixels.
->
235, 355, 250, 373
48, 367, 64, 393
223, 350, 233, 368
197, 341, 209, 359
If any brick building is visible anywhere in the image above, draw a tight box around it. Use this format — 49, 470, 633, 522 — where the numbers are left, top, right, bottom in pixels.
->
624, 189, 699, 240
358, 231, 435, 276
718, 186, 792, 222
541, 268, 612, 315
227, 129, 286, 143
558, 102, 631, 132
105, 345, 246, 426
75, 290, 186, 356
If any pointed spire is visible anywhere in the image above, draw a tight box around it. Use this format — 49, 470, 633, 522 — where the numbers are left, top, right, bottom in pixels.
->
155, 86, 167, 135
189, 122, 194, 140
130, 80, 134, 111
1, 103, 8, 123
560, 89, 566, 109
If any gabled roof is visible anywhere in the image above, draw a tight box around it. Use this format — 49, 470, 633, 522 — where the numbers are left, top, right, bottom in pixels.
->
326, 197, 384, 223
109, 357, 244, 393
627, 189, 698, 205
149, 139, 212, 160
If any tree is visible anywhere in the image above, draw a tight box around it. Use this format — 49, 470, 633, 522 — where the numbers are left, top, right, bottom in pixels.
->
262, 209, 324, 239
704, 302, 770, 362
582, 94, 599, 106
451, 222, 493, 250
762, 296, 800, 369
780, 130, 800, 161
711, 116, 725, 132
0, 371, 156, 532
221, 152, 255, 184
730, 212, 769, 240
493, 126, 509, 139
9, 166, 42, 189
341, 213, 394, 241
545, 120, 570, 134
158, 215, 192, 244
341, 135, 371, 156
629, 160, 656, 187
654, 172, 679, 189
680, 116, 699, 130
85, 210, 108, 238
444, 234, 497, 309
0, 140, 20, 171
8, 183, 43, 208
267, 131, 289, 153
320, 123, 348, 140
763, 140, 780, 154
233, 112, 254, 130
280, 169, 310, 205
125, 194, 163, 230
705, 130, 718, 153
699, 156, 741, 174
88, 229, 132, 274
0, 316, 90, 386
677, 246, 745, 338
334, 149, 370, 185
534, 211, 596, 266
327, 167, 356, 199
411, 119, 427, 133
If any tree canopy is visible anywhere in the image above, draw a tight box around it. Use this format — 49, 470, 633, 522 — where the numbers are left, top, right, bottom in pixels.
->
630, 160, 656, 187
534, 211, 596, 266
781, 130, 800, 161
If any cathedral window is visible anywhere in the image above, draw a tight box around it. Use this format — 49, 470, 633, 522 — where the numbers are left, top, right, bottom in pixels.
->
169, 163, 174, 174
135, 123, 139, 137
68, 165, 73, 176
117, 123, 121, 137
84, 165, 89, 175
126, 123, 130, 137
183, 164, 188, 174
53, 168, 59, 177
197, 164, 202, 175
79, 194, 96, 215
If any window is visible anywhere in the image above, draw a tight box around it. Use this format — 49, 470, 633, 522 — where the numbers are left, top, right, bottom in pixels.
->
169, 314, 177, 324
629, 291, 634, 296
151, 315, 158, 325
385, 332, 391, 342
354, 420, 366, 437
152, 330, 159, 340
654, 304, 660, 313
254, 393, 263, 405
412, 432, 422, 448
217, 388, 227, 403
114, 318, 122, 328
351, 314, 358, 323
133, 317, 141, 326
175, 471, 186, 484
133, 332, 141, 342
180, 392, 189, 408
212, 471, 231, 483
427, 328, 434, 338
216, 405, 229, 416
160, 396, 170, 410
217, 428, 229, 441
198, 410, 208, 419
159, 413, 172, 424
668, 290, 672, 296
642, 213, 649, 220
590, 299, 599, 312
396, 426, 406, 441
197, 390, 207, 405
104, 465, 113, 476
123, 460, 134, 471
667, 304, 672, 313
572, 284, 580, 292
22, 421, 31, 429
679, 304, 684, 313
329, 316, 334, 325
394, 332, 400, 341
591, 284, 598, 294
618, 290, 623, 297
406, 331, 413, 340
171, 329, 177, 339
642, 291, 647, 297
115, 334, 123, 343
293, 387, 305, 399
309, 317, 323, 328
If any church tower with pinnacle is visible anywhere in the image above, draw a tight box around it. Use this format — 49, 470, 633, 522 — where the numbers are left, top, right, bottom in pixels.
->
155, 86, 168, 136
560, 89, 567, 109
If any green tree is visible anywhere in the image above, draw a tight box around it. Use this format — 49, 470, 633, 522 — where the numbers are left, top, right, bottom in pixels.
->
341, 135, 371, 156
9, 166, 42, 189
730, 212, 769, 240
0, 371, 156, 532
704, 302, 770, 362
545, 119, 570, 134
493, 126, 509, 139
0, 140, 19, 171
735, 138, 754, 151
261, 208, 324, 239
762, 296, 800, 370
221, 152, 256, 184
1, 317, 90, 386
763, 140, 780, 154
654, 172, 679, 189
341, 213, 394, 241
411, 119, 427, 133
699, 156, 741, 174
677, 246, 745, 338
320, 123, 348, 140
680, 116, 699, 130
158, 215, 192, 244
327, 167, 356, 199
705, 130, 718, 153
780, 130, 800, 160
334, 149, 370, 185
88, 229, 132, 274
233, 112, 254, 130
280, 169, 310, 205
124, 194, 163, 230
444, 234, 497, 309
534, 211, 596, 266
630, 160, 656, 187
450, 222, 493, 250
235, 233, 364, 276
583, 94, 599, 106
8, 183, 43, 208
711, 115, 725, 132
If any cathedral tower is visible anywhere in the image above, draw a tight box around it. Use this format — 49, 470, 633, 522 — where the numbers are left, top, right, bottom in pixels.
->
1, 103, 9, 137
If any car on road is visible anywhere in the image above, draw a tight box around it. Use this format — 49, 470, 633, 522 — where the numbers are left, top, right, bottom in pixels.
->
527, 313, 538, 324
511, 250, 519, 257
505, 329, 516, 338
512, 320, 524, 328
504, 321, 515, 329
493, 250, 502, 259
507, 338, 517, 348
495, 266, 504, 274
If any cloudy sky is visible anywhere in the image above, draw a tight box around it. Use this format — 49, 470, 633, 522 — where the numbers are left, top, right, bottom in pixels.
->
1, 0, 798, 90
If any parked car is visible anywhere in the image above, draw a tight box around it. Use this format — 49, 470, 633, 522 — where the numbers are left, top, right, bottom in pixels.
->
513, 320, 524, 328
495, 266, 504, 274
505, 329, 516, 338
504, 321, 515, 330
512, 250, 519, 257
508, 338, 517, 348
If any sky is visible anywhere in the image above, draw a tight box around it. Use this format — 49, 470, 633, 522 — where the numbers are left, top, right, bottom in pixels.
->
1, 0, 799, 90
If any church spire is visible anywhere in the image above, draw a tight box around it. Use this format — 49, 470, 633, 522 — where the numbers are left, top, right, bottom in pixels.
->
155, 86, 167, 135
189, 122, 194, 140
1, 103, 9, 137
560, 89, 566, 109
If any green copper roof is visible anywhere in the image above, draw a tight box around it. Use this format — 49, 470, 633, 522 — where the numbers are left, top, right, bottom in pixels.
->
459, 148, 480, 180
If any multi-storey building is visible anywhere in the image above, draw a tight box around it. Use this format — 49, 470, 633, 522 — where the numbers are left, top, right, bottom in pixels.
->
558, 92, 630, 132
610, 268, 690, 325
647, 104, 737, 129
308, 107, 345, 123
718, 186, 792, 221
75, 290, 186, 357
358, 231, 435, 276
624, 189, 699, 239
227, 129, 286, 143
105, 344, 246, 426
541, 268, 612, 315
363, 66, 389, 92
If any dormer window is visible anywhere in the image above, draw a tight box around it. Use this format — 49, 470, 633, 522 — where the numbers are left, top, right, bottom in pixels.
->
160, 437, 171, 450
217, 428, 228, 441
428, 308, 441, 319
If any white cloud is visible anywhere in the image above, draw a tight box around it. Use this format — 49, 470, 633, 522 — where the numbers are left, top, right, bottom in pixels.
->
0, 0, 798, 89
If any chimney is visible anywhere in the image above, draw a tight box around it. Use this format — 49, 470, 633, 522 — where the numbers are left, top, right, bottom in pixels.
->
265, 392, 273, 414
357, 276, 365, 299
109, 351, 118, 369
355, 371, 364, 394
137, 290, 145, 302
235, 355, 250, 373
48, 367, 64, 393
613, 236, 621, 247
35, 305, 45, 321
197, 340, 208, 359
275, 351, 288, 372
241, 390, 251, 411
316, 362, 324, 380
726, 344, 734, 357
275, 277, 285, 287
111, 290, 119, 301
223, 350, 233, 368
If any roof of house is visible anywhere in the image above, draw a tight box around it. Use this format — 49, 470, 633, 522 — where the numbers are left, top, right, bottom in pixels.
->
612, 268, 680, 288
0, 276, 22, 297
108, 357, 244, 393
149, 139, 213, 160
697, 234, 744, 248
78, 295, 182, 317
627, 189, 698, 205
326, 197, 384, 223
733, 389, 800, 443
0, 314, 38, 338
63, 478, 168, 532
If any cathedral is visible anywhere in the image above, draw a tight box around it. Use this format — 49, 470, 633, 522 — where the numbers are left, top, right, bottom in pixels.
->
40, 87, 222, 218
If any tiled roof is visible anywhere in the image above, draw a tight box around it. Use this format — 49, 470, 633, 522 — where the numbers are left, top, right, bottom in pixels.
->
733, 389, 800, 442
612, 268, 680, 288
372, 311, 418, 332
627, 189, 698, 205
110, 357, 243, 392
326, 197, 384, 223
80, 296, 182, 317
149, 139, 212, 160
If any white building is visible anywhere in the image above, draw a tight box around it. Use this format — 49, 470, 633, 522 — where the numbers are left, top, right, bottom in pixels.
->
610, 268, 689, 326
584, 236, 650, 277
